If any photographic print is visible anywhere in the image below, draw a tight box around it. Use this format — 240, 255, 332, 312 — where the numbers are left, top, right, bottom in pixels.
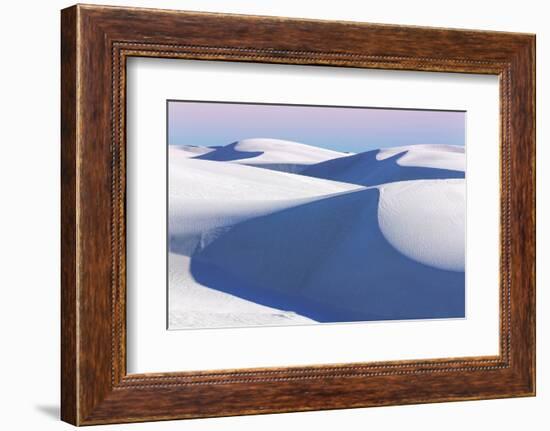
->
168, 101, 466, 330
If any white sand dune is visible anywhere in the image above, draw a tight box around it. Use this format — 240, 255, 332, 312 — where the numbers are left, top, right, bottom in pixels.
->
377, 144, 465, 171
171, 145, 217, 158
169, 145, 360, 201
169, 147, 363, 256
191, 138, 350, 173
302, 144, 465, 186
188, 181, 464, 323
168, 142, 465, 329
378, 179, 465, 272
168, 146, 363, 327
169, 253, 315, 328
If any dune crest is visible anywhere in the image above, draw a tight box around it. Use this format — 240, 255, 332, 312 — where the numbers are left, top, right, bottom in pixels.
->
193, 138, 350, 173
302, 145, 464, 186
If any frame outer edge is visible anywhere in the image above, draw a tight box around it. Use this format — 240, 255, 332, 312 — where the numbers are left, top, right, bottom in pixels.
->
61, 5, 79, 426
507, 34, 536, 396
526, 35, 536, 396
531, 34, 536, 396
523, 34, 536, 395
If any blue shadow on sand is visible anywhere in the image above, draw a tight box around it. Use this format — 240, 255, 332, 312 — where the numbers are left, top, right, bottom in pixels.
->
186, 188, 465, 322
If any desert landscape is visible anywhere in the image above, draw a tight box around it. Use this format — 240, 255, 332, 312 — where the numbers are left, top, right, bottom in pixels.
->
168, 138, 465, 329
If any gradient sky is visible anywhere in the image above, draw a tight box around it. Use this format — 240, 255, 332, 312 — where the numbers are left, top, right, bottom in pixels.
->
168, 101, 465, 153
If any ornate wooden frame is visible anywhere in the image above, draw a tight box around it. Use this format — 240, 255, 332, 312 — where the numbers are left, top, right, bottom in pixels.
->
61, 4, 535, 425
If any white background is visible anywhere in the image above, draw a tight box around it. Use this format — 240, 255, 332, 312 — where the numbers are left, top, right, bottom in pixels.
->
0, 0, 546, 430
127, 59, 500, 373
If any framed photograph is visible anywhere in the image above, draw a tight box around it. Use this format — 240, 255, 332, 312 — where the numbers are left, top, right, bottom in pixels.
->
61, 4, 536, 425
166, 100, 466, 330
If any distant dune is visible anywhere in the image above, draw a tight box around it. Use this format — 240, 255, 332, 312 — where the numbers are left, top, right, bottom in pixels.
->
377, 144, 464, 170
190, 138, 349, 173
302, 144, 464, 186
168, 140, 466, 329
171, 145, 217, 158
